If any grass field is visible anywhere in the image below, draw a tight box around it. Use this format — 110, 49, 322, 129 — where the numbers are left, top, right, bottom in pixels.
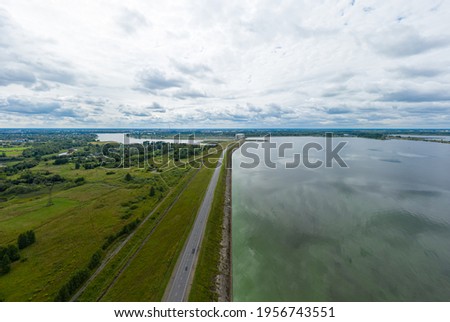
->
0, 146, 27, 157
76, 166, 198, 301
94, 145, 226, 301
0, 160, 183, 301
0, 140, 228, 302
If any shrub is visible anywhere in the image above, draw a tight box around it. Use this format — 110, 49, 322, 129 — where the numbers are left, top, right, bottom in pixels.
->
53, 158, 69, 165
88, 251, 102, 270
18, 230, 36, 250
102, 235, 116, 250
55, 269, 90, 301
74, 177, 85, 184
5, 184, 37, 195
0, 254, 11, 275
6, 245, 20, 262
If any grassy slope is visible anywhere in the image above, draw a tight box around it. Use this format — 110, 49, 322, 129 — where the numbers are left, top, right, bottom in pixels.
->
77, 166, 197, 301
188, 147, 228, 301
0, 163, 178, 301
100, 166, 214, 301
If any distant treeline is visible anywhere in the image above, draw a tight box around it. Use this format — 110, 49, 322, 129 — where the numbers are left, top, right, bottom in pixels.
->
228, 129, 450, 139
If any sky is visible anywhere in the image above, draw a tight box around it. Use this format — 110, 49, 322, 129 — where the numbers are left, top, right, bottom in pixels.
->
1, 0, 450, 128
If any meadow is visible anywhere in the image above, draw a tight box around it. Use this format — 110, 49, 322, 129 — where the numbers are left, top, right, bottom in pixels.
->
0, 137, 206, 301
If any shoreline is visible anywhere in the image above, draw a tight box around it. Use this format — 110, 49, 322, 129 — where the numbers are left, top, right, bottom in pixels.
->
216, 142, 239, 301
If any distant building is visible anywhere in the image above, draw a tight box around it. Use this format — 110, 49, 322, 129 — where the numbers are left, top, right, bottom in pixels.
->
235, 133, 245, 140
58, 148, 77, 157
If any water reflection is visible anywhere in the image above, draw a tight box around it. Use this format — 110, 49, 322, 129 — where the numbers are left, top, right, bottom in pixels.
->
232, 137, 450, 301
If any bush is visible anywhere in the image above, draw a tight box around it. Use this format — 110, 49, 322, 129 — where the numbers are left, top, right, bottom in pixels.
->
5, 184, 37, 195
55, 269, 90, 301
54, 158, 69, 165
88, 251, 102, 270
74, 177, 85, 184
6, 245, 20, 262
117, 219, 141, 237
48, 174, 64, 183
102, 235, 116, 250
0, 254, 11, 275
124, 173, 132, 181
18, 230, 36, 250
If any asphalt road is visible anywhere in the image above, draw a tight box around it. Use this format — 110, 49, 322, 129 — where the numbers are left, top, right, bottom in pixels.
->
164, 151, 224, 301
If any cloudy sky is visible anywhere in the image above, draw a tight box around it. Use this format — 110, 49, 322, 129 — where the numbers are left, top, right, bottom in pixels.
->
1, 0, 450, 128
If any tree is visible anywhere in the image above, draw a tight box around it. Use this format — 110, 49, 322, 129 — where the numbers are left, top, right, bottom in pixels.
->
53, 158, 69, 165
88, 251, 102, 270
75, 162, 80, 170
124, 173, 132, 181
55, 269, 90, 301
0, 254, 11, 275
55, 285, 70, 302
18, 230, 36, 249
6, 245, 20, 262
18, 233, 28, 249
26, 230, 36, 244
149, 186, 155, 197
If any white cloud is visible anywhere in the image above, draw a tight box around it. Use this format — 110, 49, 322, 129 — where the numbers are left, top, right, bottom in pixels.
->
0, 0, 450, 128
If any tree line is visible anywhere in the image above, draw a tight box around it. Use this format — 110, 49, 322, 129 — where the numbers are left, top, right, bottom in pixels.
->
0, 230, 36, 276
55, 218, 141, 301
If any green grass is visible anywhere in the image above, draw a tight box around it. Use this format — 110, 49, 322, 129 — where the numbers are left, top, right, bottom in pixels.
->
96, 145, 226, 301
0, 197, 80, 244
77, 166, 198, 301
188, 146, 230, 301
0, 142, 226, 302
0, 162, 173, 301
0, 146, 27, 157
100, 166, 214, 301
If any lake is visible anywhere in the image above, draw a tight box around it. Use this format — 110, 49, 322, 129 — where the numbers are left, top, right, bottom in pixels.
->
96, 133, 201, 145
232, 137, 450, 301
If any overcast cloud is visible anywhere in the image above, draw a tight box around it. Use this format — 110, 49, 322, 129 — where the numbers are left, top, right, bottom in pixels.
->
0, 0, 449, 128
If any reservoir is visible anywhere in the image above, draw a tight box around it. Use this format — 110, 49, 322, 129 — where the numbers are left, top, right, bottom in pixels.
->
232, 137, 450, 301
96, 133, 201, 145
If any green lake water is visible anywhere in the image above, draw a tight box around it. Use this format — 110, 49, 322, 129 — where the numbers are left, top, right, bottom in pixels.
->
232, 137, 450, 301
